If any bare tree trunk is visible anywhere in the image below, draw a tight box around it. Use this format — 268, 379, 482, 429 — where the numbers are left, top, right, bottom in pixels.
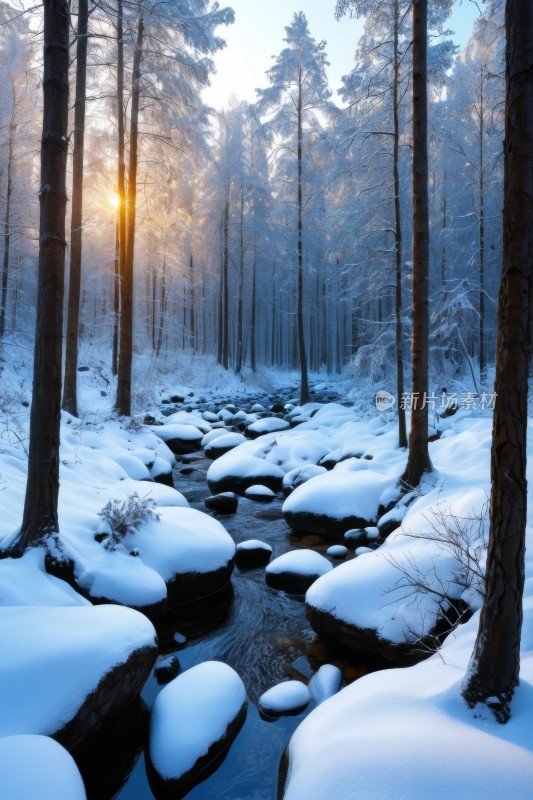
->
62, 0, 88, 416
250, 241, 257, 371
462, 0, 532, 724
222, 179, 229, 370
156, 257, 166, 357
16, 0, 69, 551
479, 77, 486, 381
189, 252, 195, 353
441, 170, 447, 287
0, 80, 15, 339
401, 0, 432, 488
393, 0, 407, 448
111, 212, 119, 375
297, 68, 310, 404
116, 5, 143, 416
235, 184, 244, 374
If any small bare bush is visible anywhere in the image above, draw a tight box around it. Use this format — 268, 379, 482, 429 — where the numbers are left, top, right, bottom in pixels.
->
97, 493, 159, 551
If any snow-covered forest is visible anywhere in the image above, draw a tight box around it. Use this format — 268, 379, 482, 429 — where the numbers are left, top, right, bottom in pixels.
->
0, 1, 532, 799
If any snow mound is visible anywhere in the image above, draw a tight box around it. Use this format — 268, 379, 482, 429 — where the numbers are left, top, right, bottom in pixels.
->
308, 664, 342, 705
266, 549, 332, 593
148, 661, 247, 785
0, 735, 86, 800
259, 681, 310, 715
0, 605, 156, 739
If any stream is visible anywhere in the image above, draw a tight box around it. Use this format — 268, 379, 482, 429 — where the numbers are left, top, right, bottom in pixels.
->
80, 438, 369, 800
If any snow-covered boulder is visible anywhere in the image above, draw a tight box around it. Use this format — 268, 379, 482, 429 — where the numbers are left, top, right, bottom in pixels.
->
246, 417, 290, 438
204, 432, 246, 460
149, 423, 204, 454
235, 539, 272, 568
283, 470, 391, 536
244, 484, 276, 501
147, 661, 247, 797
129, 507, 235, 606
282, 464, 327, 496
204, 492, 239, 514
326, 545, 348, 559
207, 452, 285, 495
308, 664, 342, 705
266, 549, 333, 594
0, 735, 86, 800
0, 605, 157, 751
259, 681, 310, 717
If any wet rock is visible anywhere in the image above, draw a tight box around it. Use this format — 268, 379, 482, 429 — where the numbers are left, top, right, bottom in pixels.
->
204, 492, 239, 514
155, 655, 181, 685
344, 529, 367, 546
235, 539, 272, 567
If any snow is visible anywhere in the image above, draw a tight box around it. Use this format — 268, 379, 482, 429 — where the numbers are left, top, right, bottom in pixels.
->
149, 661, 246, 780
0, 735, 86, 800
266, 549, 332, 577
148, 422, 203, 443
247, 417, 290, 435
244, 484, 276, 498
308, 664, 342, 705
237, 539, 272, 552
259, 680, 310, 714
283, 469, 392, 523
284, 619, 533, 800
130, 506, 235, 579
326, 545, 347, 558
0, 605, 156, 737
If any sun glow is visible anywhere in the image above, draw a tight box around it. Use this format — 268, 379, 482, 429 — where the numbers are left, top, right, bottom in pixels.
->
109, 192, 120, 210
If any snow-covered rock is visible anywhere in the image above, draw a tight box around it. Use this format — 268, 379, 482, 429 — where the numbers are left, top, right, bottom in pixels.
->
247, 417, 291, 438
259, 680, 310, 716
207, 452, 285, 495
266, 549, 333, 594
204, 432, 247, 459
204, 492, 239, 514
283, 469, 392, 536
326, 545, 348, 559
0, 735, 86, 800
235, 539, 272, 567
149, 423, 204, 454
282, 464, 327, 496
244, 484, 276, 501
147, 661, 247, 796
0, 605, 157, 751
308, 664, 342, 705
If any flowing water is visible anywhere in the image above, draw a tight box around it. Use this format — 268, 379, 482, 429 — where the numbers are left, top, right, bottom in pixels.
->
80, 450, 368, 800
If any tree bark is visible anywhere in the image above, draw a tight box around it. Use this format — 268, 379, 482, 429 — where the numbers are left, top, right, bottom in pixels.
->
401, 0, 432, 488
297, 67, 310, 404
16, 0, 69, 550
462, 0, 532, 724
235, 184, 244, 374
222, 179, 229, 370
0, 80, 16, 339
393, 0, 407, 448
62, 0, 88, 416
116, 5, 143, 416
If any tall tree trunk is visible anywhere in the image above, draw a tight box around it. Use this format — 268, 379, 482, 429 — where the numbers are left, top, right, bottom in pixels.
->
479, 75, 486, 381
462, 0, 532, 724
401, 0, 432, 488
156, 257, 166, 357
393, 0, 407, 448
62, 0, 88, 416
189, 252, 195, 353
111, 212, 119, 375
222, 179, 229, 370
16, 0, 69, 551
441, 170, 447, 287
0, 80, 15, 339
250, 241, 257, 371
297, 68, 310, 404
114, 0, 126, 381
235, 184, 244, 374
116, 6, 143, 416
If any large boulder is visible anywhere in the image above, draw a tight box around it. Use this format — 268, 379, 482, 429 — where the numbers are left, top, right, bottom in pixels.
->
147, 661, 247, 798
266, 550, 332, 594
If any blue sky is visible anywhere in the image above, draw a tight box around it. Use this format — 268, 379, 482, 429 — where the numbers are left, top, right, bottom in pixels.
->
203, 0, 480, 108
